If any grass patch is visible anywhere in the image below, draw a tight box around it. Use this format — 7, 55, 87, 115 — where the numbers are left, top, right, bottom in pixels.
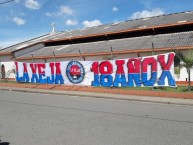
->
0, 80, 18, 83
120, 86, 193, 93
1, 80, 193, 93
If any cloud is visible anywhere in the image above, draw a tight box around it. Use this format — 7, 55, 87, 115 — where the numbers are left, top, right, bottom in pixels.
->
130, 8, 164, 19
82, 20, 102, 28
112, 7, 118, 12
12, 17, 25, 26
25, 0, 40, 10
45, 12, 58, 17
45, 12, 52, 17
45, 5, 74, 17
66, 19, 78, 26
59, 5, 74, 15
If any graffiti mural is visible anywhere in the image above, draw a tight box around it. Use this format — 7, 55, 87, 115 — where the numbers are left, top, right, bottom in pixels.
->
14, 52, 176, 87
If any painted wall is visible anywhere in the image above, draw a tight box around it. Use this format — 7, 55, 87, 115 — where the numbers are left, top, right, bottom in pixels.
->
15, 53, 176, 87
1, 50, 193, 83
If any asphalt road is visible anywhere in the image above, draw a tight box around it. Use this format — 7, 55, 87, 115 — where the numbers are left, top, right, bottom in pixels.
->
0, 90, 193, 145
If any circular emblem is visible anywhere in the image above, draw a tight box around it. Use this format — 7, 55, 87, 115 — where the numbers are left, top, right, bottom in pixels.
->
66, 61, 85, 84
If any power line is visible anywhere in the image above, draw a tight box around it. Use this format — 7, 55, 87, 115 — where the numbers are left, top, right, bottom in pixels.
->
0, 0, 15, 5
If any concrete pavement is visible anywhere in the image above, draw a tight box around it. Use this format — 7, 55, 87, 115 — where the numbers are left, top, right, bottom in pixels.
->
1, 85, 193, 106
1, 90, 193, 145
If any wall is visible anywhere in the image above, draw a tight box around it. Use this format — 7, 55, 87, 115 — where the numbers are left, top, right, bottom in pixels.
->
2, 49, 193, 83
0, 61, 15, 79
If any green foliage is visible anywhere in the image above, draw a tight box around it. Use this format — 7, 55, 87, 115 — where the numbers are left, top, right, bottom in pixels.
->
174, 66, 180, 78
176, 50, 193, 71
120, 86, 193, 92
175, 50, 193, 91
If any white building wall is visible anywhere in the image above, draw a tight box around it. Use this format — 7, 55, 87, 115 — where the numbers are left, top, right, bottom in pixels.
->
0, 61, 15, 79
174, 65, 193, 82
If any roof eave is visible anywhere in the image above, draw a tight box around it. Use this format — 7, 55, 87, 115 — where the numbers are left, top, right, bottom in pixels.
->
0, 52, 12, 56
15, 46, 193, 61
43, 21, 193, 44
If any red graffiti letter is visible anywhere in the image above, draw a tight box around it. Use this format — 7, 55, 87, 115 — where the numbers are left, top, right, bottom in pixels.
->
127, 58, 141, 73
158, 53, 175, 71
49, 63, 55, 74
142, 57, 157, 73
99, 61, 113, 74
37, 64, 45, 74
116, 60, 125, 74
55, 62, 61, 75
30, 63, 37, 74
23, 63, 28, 73
15, 62, 18, 72
91, 62, 99, 74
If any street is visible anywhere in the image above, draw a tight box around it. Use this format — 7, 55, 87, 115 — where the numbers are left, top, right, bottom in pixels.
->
0, 90, 193, 145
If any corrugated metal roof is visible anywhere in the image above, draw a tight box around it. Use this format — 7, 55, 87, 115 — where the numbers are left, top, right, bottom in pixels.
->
17, 31, 193, 58
49, 11, 193, 40
1, 11, 193, 53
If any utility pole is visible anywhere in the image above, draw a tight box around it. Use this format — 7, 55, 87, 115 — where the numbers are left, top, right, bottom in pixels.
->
110, 47, 113, 60
31, 54, 34, 63
152, 42, 155, 55
53, 52, 56, 62
152, 42, 155, 90
79, 49, 82, 60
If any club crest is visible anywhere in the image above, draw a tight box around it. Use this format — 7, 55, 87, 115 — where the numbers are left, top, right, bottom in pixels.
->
66, 61, 85, 84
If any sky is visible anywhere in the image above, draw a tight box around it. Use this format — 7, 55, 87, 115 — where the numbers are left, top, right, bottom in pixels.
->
0, 0, 193, 48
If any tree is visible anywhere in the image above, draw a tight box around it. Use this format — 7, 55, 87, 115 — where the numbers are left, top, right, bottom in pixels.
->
176, 50, 193, 91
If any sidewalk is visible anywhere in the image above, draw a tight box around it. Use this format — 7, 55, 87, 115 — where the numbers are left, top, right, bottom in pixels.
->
0, 82, 193, 106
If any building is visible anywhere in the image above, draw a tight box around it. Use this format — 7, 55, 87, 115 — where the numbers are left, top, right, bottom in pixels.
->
1, 11, 193, 84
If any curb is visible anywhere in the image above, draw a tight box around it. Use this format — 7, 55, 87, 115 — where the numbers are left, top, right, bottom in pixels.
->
0, 83, 193, 99
1, 86, 193, 106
